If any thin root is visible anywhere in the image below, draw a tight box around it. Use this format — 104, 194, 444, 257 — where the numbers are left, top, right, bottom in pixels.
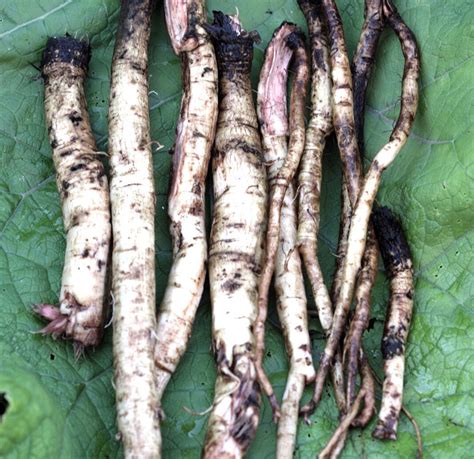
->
318, 388, 366, 458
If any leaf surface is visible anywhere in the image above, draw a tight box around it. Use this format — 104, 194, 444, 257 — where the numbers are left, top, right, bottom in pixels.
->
0, 0, 472, 457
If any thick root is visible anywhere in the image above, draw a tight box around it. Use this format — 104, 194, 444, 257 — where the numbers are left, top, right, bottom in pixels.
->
204, 12, 266, 458
155, 1, 218, 405
256, 23, 315, 456
108, 0, 161, 456
255, 22, 309, 419
39, 36, 111, 351
164, 0, 203, 54
203, 347, 260, 459
372, 206, 414, 440
302, 0, 419, 418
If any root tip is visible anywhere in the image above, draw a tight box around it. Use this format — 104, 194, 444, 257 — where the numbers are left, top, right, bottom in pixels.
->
157, 407, 166, 421
269, 393, 281, 422
73, 342, 86, 360
300, 400, 316, 423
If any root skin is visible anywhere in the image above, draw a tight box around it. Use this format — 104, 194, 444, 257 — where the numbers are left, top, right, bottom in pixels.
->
351, 351, 376, 427
320, 0, 362, 205
297, 0, 347, 414
204, 350, 260, 459
296, 0, 332, 333
203, 13, 266, 458
277, 372, 306, 459
255, 23, 309, 419
372, 206, 414, 440
352, 0, 384, 156
344, 226, 378, 406
371, 366, 423, 456
256, 22, 315, 456
155, 1, 218, 405
165, 0, 203, 54
275, 182, 315, 458
330, 183, 351, 306
108, 0, 161, 456
369, 15, 419, 436
344, 0, 385, 410
39, 36, 111, 351
317, 0, 377, 421
302, 0, 419, 419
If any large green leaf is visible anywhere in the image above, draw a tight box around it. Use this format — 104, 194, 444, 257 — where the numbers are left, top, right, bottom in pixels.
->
0, 0, 472, 457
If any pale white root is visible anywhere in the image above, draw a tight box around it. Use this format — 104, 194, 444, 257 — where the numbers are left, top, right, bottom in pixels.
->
296, 0, 347, 413
277, 373, 306, 459
343, 0, 384, 412
38, 36, 111, 352
275, 182, 315, 459
376, 355, 405, 438
254, 23, 309, 419
320, 0, 362, 205
165, 0, 200, 53
371, 358, 423, 456
302, 0, 419, 420
108, 0, 160, 456
296, 0, 333, 339
372, 206, 414, 440
313, 137, 417, 403
155, 1, 218, 406
343, 227, 378, 413
203, 12, 266, 459
318, 388, 366, 459
256, 22, 315, 457
370, 3, 419, 439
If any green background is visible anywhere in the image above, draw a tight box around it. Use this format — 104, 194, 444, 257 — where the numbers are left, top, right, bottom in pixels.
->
0, 0, 472, 457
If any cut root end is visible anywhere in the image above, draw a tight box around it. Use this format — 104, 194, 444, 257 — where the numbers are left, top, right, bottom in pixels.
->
372, 424, 397, 441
